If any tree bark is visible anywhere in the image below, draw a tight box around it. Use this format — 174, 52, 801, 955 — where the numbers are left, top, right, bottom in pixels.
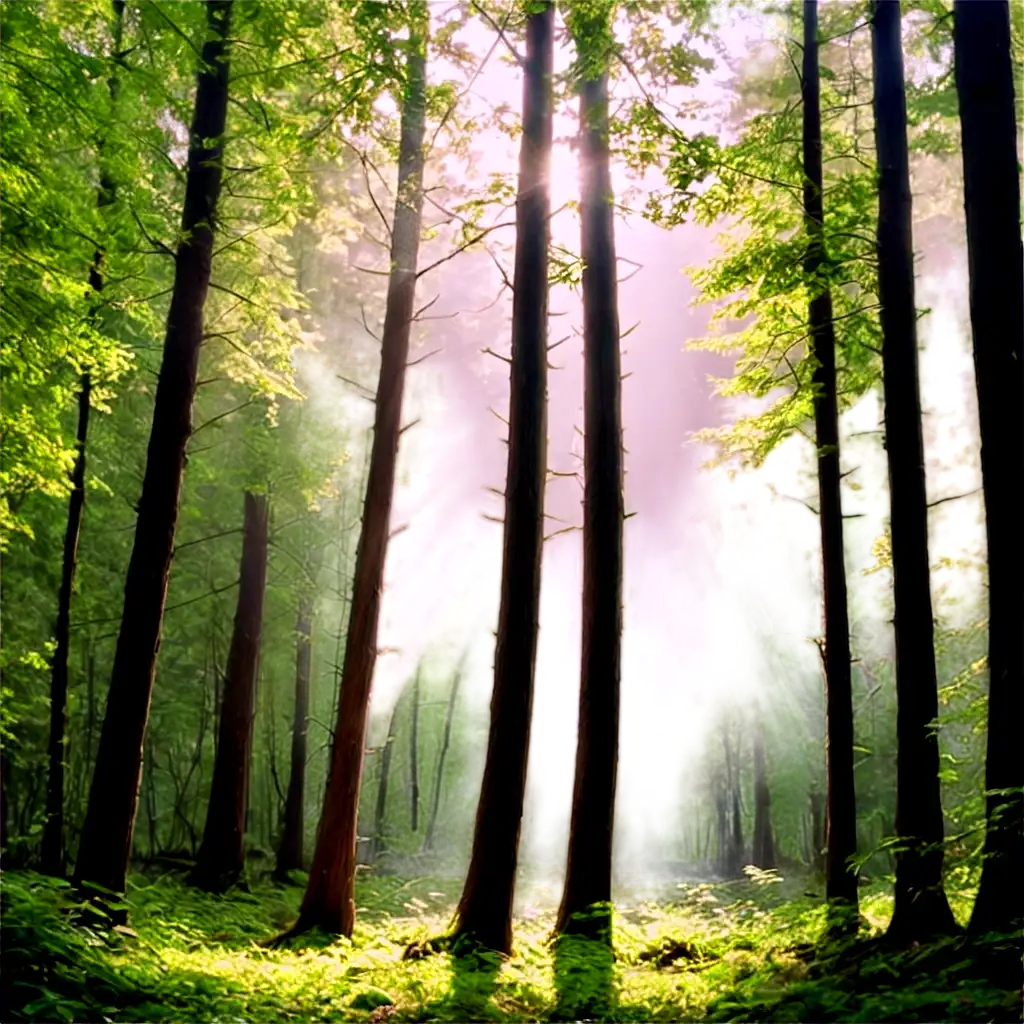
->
275, 591, 314, 879
73, 0, 233, 901
452, 0, 552, 956
422, 662, 462, 854
556, 31, 624, 943
802, 0, 859, 930
752, 724, 775, 870
869, 0, 957, 942
292, 3, 428, 936
409, 666, 420, 832
190, 491, 269, 892
953, 0, 1024, 939
42, 0, 125, 880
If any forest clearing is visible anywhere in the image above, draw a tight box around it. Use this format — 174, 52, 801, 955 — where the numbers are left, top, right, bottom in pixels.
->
1, 0, 1021, 1021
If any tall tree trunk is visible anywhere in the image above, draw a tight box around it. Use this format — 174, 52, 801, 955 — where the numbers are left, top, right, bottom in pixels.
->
422, 662, 463, 854
731, 787, 744, 874
809, 785, 825, 877
409, 666, 420, 832
275, 591, 314, 879
953, 0, 1024, 939
452, 0, 552, 956
190, 492, 269, 892
870, 0, 957, 942
42, 0, 125, 879
42, 379, 92, 877
556, 18, 624, 943
801, 0, 859, 930
73, 0, 233, 901
293, 5, 427, 936
752, 724, 775, 870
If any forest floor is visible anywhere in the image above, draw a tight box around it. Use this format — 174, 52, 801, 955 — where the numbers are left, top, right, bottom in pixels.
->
1, 866, 1020, 1023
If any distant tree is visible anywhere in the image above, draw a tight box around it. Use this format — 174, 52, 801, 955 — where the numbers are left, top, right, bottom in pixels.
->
409, 666, 420, 833
275, 591, 314, 879
422, 662, 463, 854
371, 685, 404, 864
452, 0, 553, 956
190, 492, 269, 892
801, 0, 859, 931
953, 0, 1024, 938
869, 0, 957, 942
752, 723, 776, 870
556, 0, 625, 944
73, 0, 235, 903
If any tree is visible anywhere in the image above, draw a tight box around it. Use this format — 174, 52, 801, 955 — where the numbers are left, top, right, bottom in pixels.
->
370, 685, 403, 865
752, 722, 776, 870
189, 492, 269, 892
953, 0, 1024, 938
422, 661, 463, 854
290, 0, 429, 937
40, 0, 127, 880
275, 592, 314, 879
869, 0, 957, 942
451, 0, 553, 956
556, 1, 624, 943
409, 665, 420, 833
801, 0, 858, 931
73, 0, 235, 901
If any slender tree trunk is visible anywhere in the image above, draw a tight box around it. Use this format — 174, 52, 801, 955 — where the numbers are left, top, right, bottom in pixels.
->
275, 592, 314, 878
452, 2, 552, 956
42, 379, 92, 877
422, 662, 463, 853
869, 0, 957, 942
190, 492, 269, 892
953, 0, 1024, 939
556, 26, 624, 943
731, 788, 744, 874
371, 690, 403, 864
409, 666, 420, 832
293, 6, 427, 936
42, 0, 125, 879
801, 0, 859, 930
73, 0, 233, 901
810, 785, 825, 877
752, 724, 775, 869
716, 790, 728, 876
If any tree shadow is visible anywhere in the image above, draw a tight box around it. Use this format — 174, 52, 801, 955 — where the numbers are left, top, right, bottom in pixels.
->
551, 926, 616, 1022
428, 942, 502, 1021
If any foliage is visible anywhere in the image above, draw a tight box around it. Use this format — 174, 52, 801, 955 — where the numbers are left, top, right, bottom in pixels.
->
3, 870, 1018, 1023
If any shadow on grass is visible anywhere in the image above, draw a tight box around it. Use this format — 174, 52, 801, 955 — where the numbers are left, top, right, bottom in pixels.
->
425, 942, 502, 1022
551, 910, 617, 1022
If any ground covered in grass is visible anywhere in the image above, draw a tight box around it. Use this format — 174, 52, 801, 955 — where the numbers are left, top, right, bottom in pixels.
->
1, 867, 1020, 1023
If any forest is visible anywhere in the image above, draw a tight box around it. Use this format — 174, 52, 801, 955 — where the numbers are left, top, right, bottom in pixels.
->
0, 0, 1021, 1021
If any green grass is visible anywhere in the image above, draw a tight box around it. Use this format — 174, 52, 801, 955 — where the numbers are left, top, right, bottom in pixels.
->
1, 868, 1019, 1022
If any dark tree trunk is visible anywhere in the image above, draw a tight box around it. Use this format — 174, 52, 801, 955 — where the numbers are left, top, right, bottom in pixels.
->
294, 7, 427, 934
73, 0, 233, 901
190, 492, 269, 892
409, 666, 420, 833
371, 689, 403, 864
716, 791, 729, 876
42, 0, 125, 879
452, 0, 552, 956
752, 724, 775, 870
556, 38, 624, 943
275, 592, 314, 878
953, 0, 1024, 939
422, 663, 462, 854
42, 378, 92, 877
870, 0, 957, 943
801, 0, 859, 929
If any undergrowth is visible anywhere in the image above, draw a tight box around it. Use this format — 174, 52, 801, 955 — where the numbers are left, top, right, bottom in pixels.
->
0, 868, 1019, 1022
